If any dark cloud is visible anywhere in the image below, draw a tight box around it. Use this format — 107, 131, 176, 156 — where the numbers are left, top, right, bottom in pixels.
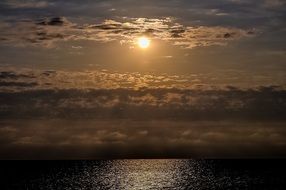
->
0, 81, 37, 87
170, 28, 186, 38
223, 33, 232, 38
36, 17, 69, 26
0, 86, 286, 121
0, 0, 285, 32
0, 71, 36, 79
1, 0, 285, 27
1, 0, 51, 9
48, 17, 65, 26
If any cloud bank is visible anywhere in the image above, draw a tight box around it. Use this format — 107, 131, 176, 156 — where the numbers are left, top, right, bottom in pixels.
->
1, 68, 283, 91
1, 86, 286, 121
0, 68, 285, 158
0, 68, 285, 121
1, 120, 286, 159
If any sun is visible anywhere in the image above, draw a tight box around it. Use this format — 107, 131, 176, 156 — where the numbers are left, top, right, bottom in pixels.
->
138, 37, 150, 49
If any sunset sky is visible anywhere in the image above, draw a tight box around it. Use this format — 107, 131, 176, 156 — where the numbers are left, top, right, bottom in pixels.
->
0, 0, 286, 159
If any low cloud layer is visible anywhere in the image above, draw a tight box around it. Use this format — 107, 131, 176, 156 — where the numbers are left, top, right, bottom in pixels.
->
0, 68, 285, 121
1, 68, 284, 91
1, 85, 286, 121
1, 83, 286, 158
0, 120, 285, 159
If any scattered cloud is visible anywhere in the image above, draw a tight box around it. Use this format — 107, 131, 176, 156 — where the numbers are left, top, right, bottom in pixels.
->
0, 16, 255, 48
0, 68, 284, 92
0, 17, 74, 47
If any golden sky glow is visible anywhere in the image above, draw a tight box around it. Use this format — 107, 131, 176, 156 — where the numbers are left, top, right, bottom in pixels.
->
0, 0, 286, 160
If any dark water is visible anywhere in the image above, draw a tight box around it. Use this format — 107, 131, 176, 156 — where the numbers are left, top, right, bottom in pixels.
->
1, 160, 286, 189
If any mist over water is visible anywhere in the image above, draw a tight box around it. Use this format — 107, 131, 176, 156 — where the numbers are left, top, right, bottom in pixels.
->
1, 160, 286, 189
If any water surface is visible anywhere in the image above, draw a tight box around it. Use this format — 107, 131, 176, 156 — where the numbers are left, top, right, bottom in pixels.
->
1, 160, 286, 189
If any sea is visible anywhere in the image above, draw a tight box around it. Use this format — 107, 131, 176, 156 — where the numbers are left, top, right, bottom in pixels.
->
1, 160, 286, 189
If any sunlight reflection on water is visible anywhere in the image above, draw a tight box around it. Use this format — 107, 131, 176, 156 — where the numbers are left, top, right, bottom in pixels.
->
107, 160, 186, 189
44, 159, 212, 189
48, 159, 228, 189
7, 159, 286, 189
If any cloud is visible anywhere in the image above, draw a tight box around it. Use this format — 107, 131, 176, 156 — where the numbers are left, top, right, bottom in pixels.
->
0, 71, 36, 79
0, 81, 38, 87
4, 0, 51, 8
76, 17, 256, 49
263, 0, 285, 8
0, 119, 286, 159
36, 17, 70, 26
0, 81, 286, 121
0, 68, 284, 92
0, 16, 255, 48
0, 68, 205, 90
0, 16, 77, 47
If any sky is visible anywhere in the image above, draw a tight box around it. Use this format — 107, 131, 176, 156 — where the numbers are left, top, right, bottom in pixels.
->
0, 0, 286, 159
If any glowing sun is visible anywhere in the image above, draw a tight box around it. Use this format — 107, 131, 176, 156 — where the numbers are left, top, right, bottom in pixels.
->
138, 37, 150, 49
